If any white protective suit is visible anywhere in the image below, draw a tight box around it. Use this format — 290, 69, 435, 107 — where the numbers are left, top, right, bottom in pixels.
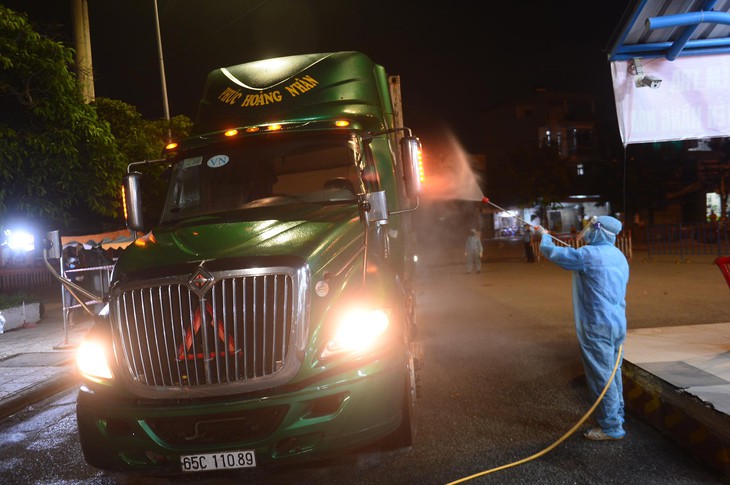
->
539, 216, 629, 438
465, 229, 483, 274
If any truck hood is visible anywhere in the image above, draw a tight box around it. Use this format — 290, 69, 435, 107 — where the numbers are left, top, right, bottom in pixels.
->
114, 203, 362, 279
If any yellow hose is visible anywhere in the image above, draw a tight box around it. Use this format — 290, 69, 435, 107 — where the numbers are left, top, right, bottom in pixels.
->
446, 344, 624, 484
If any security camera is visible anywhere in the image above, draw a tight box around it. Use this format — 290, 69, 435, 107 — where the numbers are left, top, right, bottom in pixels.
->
636, 75, 662, 89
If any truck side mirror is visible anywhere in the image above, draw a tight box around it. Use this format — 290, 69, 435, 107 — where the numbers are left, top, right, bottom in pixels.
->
400, 136, 422, 199
43, 230, 62, 259
123, 172, 145, 232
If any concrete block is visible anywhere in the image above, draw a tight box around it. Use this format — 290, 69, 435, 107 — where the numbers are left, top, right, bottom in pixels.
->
0, 302, 41, 332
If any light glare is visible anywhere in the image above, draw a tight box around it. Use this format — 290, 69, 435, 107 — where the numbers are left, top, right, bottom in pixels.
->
77, 341, 113, 380
323, 308, 390, 359
5, 229, 34, 252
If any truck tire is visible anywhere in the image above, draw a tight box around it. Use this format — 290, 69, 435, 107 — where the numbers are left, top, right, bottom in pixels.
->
380, 358, 417, 449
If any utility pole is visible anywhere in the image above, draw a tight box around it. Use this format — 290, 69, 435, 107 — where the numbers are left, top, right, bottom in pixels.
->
153, 0, 172, 142
71, 0, 94, 103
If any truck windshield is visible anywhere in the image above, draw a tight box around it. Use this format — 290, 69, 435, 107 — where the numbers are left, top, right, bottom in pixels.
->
160, 132, 367, 224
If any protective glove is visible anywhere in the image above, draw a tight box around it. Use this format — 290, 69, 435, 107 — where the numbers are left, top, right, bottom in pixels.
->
535, 225, 548, 236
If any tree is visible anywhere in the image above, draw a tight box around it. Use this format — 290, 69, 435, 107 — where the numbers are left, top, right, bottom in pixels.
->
0, 6, 125, 232
92, 97, 192, 163
93, 97, 192, 226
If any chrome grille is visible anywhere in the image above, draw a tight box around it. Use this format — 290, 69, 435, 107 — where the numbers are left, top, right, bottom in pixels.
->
111, 267, 305, 395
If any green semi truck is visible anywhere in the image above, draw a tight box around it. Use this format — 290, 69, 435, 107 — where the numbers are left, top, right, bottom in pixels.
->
74, 51, 424, 473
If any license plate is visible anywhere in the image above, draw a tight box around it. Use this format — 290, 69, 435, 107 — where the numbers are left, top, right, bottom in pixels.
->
180, 450, 256, 472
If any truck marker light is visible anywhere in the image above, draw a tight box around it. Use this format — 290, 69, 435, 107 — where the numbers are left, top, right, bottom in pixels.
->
417, 148, 425, 183
335, 120, 350, 127
266, 124, 283, 131
133, 231, 157, 247
77, 340, 113, 380
245, 126, 260, 133
224, 129, 238, 137
165, 142, 178, 150
321, 308, 390, 358
121, 185, 128, 220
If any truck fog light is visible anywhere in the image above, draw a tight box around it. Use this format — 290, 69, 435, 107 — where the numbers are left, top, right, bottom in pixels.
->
321, 308, 390, 359
77, 340, 113, 380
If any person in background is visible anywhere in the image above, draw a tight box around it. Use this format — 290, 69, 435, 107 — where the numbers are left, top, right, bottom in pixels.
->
522, 224, 535, 263
464, 228, 483, 274
536, 215, 629, 441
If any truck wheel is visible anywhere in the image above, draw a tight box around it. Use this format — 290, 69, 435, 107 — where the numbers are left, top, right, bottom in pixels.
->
380, 358, 417, 449
77, 413, 118, 471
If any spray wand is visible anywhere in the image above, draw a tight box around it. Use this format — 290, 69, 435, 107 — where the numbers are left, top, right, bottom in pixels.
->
481, 197, 571, 247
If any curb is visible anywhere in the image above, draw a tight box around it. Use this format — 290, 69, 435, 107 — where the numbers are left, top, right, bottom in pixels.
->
0, 368, 78, 420
623, 361, 730, 477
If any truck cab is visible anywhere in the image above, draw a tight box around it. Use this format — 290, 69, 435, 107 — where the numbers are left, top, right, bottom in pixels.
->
75, 51, 424, 473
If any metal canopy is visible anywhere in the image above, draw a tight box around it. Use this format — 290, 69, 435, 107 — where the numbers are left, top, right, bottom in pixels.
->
607, 0, 730, 61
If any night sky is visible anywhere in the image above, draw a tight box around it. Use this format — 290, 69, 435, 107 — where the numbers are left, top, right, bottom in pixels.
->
5, 0, 631, 152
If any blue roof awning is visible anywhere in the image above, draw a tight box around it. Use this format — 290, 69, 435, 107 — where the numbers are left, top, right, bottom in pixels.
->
607, 0, 730, 61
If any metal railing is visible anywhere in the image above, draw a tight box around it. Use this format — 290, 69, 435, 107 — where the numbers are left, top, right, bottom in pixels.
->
62, 264, 114, 321
646, 223, 730, 261
0, 266, 55, 290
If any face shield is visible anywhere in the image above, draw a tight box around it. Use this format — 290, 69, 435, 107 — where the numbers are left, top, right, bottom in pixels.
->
577, 216, 618, 243
577, 217, 597, 242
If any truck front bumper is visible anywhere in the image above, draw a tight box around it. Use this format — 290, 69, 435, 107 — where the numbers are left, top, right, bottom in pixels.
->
76, 355, 408, 474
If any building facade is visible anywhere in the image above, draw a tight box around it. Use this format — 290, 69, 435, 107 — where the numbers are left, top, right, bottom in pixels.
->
480, 89, 612, 237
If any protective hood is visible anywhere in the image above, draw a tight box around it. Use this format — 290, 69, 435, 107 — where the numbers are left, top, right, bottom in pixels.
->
582, 215, 622, 245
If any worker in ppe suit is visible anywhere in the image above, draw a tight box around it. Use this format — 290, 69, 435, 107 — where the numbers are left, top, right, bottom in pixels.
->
536, 216, 629, 440
465, 228, 483, 274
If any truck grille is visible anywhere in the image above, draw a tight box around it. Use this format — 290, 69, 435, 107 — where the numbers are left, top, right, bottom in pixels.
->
110, 265, 306, 396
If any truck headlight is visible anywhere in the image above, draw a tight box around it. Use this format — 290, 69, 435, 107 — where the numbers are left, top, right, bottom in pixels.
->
321, 307, 390, 359
76, 340, 113, 381
321, 308, 390, 359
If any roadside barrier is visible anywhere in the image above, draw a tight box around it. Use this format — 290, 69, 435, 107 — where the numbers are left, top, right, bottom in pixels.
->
62, 264, 114, 316
0, 266, 54, 290
646, 223, 730, 261
533, 230, 633, 262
